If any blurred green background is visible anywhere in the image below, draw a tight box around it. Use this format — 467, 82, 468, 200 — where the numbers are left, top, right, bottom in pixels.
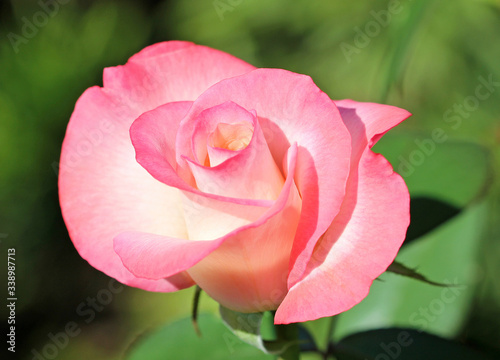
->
0, 0, 499, 359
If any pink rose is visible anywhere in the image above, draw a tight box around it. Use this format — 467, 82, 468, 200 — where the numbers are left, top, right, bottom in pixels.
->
59, 41, 410, 324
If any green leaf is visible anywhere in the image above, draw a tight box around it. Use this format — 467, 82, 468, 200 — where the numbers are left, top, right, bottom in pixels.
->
386, 260, 450, 287
372, 136, 492, 208
335, 328, 495, 360
404, 197, 461, 245
374, 136, 492, 245
297, 324, 318, 352
274, 323, 301, 360
333, 201, 488, 341
126, 314, 273, 360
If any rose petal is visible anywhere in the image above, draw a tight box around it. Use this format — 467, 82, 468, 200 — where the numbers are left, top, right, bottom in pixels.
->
130, 101, 276, 207
206, 145, 242, 168
184, 102, 285, 200
114, 144, 302, 312
113, 232, 225, 281
335, 99, 412, 149
103, 42, 256, 112
129, 41, 194, 61
130, 101, 197, 190
175, 69, 352, 288
180, 190, 270, 241
190, 101, 256, 166
59, 88, 192, 292
131, 102, 271, 241
275, 101, 411, 324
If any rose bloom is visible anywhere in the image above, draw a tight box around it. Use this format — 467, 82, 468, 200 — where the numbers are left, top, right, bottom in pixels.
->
59, 41, 410, 324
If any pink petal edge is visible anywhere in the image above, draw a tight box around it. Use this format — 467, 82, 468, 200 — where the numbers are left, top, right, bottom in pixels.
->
275, 100, 411, 323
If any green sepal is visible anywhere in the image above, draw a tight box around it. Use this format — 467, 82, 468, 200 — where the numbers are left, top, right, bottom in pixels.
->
219, 305, 293, 355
